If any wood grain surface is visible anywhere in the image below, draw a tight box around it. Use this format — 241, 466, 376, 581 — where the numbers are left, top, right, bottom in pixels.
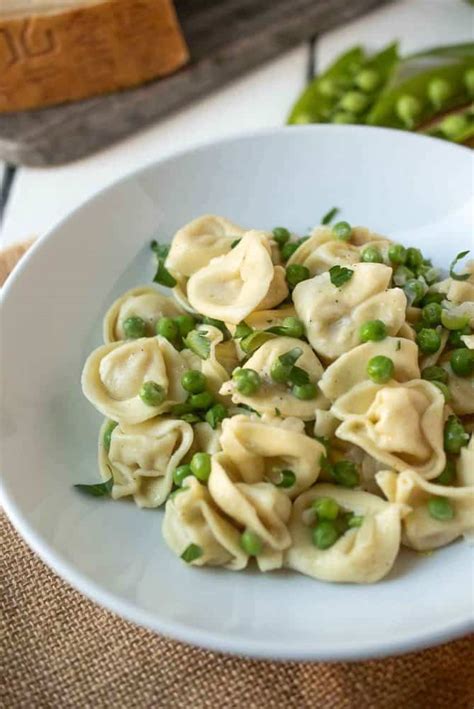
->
0, 0, 393, 167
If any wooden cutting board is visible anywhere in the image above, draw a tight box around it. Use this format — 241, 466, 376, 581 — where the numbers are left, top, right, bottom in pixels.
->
0, 0, 392, 167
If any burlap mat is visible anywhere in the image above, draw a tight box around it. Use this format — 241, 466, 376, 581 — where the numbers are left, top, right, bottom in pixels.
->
1, 243, 473, 708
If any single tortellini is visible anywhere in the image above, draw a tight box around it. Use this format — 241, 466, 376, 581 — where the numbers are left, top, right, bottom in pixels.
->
162, 476, 248, 569
376, 468, 474, 551
219, 415, 325, 497
287, 226, 391, 277
187, 231, 288, 324
103, 286, 184, 343
319, 337, 420, 402
439, 354, 474, 417
293, 263, 407, 360
165, 215, 245, 278
82, 336, 189, 423
208, 452, 292, 571
332, 380, 446, 479
99, 417, 193, 507
219, 336, 327, 420
285, 484, 406, 583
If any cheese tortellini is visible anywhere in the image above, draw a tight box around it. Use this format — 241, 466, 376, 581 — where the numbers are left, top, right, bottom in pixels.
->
81, 213, 473, 587
293, 263, 407, 360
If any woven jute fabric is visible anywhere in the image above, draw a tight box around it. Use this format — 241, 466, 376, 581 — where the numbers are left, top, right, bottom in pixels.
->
1, 245, 473, 708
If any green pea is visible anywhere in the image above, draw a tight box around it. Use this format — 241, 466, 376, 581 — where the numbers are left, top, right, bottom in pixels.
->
417, 264, 439, 285
448, 326, 470, 349
355, 68, 380, 92
272, 227, 291, 246
427, 496, 454, 522
367, 355, 394, 384
359, 319, 387, 342
416, 328, 441, 354
332, 460, 359, 488
139, 381, 165, 408
405, 247, 424, 271
189, 391, 214, 410
156, 316, 179, 341
427, 78, 452, 108
440, 310, 469, 331
281, 242, 299, 261
281, 316, 305, 338
465, 67, 474, 97
393, 265, 415, 287
240, 529, 262, 556
205, 404, 228, 429
123, 316, 147, 339
319, 78, 340, 97
348, 515, 364, 528
422, 302, 442, 327
190, 452, 212, 482
181, 370, 207, 394
232, 368, 262, 395
173, 464, 193, 487
292, 382, 317, 400
103, 420, 118, 452
396, 95, 422, 128
404, 279, 427, 306
444, 415, 469, 454
286, 264, 310, 288
339, 91, 369, 114
435, 460, 456, 486
312, 496, 340, 521
312, 521, 339, 550
421, 365, 448, 384
361, 245, 383, 263
432, 381, 451, 402
332, 221, 352, 241
175, 314, 196, 338
332, 112, 356, 124
440, 114, 468, 140
450, 348, 474, 377
388, 244, 407, 265
270, 359, 292, 384
275, 469, 297, 489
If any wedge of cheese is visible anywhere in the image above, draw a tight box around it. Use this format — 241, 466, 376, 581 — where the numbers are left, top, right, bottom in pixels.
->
0, 0, 189, 112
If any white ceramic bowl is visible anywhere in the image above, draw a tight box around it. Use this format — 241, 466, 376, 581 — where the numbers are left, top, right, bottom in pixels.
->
1, 126, 473, 661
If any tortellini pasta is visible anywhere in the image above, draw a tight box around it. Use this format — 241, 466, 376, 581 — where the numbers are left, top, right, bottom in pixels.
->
219, 415, 325, 497
81, 213, 473, 586
82, 336, 189, 423
163, 476, 248, 569
332, 380, 446, 478
293, 263, 407, 360
187, 231, 288, 324
376, 467, 474, 551
103, 286, 183, 343
220, 336, 327, 419
285, 484, 406, 583
99, 417, 193, 507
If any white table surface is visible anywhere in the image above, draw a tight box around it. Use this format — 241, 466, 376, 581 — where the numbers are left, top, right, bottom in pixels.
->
1, 0, 472, 249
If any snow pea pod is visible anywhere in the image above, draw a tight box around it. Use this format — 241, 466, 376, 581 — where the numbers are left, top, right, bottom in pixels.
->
367, 61, 474, 129
288, 43, 399, 126
407, 42, 474, 61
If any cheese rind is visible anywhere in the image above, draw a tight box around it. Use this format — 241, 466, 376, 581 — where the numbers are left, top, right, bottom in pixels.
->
0, 0, 189, 112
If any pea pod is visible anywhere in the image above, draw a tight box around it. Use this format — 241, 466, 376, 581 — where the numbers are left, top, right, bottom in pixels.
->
367, 61, 474, 129
424, 105, 474, 144
288, 43, 399, 126
407, 42, 474, 61
288, 47, 365, 124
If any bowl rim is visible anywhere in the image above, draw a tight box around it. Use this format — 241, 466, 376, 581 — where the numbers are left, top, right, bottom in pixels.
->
1, 124, 473, 661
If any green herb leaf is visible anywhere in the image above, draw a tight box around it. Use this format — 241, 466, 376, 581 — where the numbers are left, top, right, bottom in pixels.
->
74, 477, 113, 497
184, 330, 211, 359
201, 316, 230, 338
321, 207, 340, 225
274, 407, 281, 417
231, 239, 241, 249
449, 250, 470, 281
240, 331, 276, 354
329, 265, 354, 287
288, 365, 310, 385
180, 413, 203, 424
153, 259, 177, 288
235, 321, 253, 339
151, 241, 170, 259
396, 340, 402, 351
279, 347, 303, 367
181, 543, 203, 563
